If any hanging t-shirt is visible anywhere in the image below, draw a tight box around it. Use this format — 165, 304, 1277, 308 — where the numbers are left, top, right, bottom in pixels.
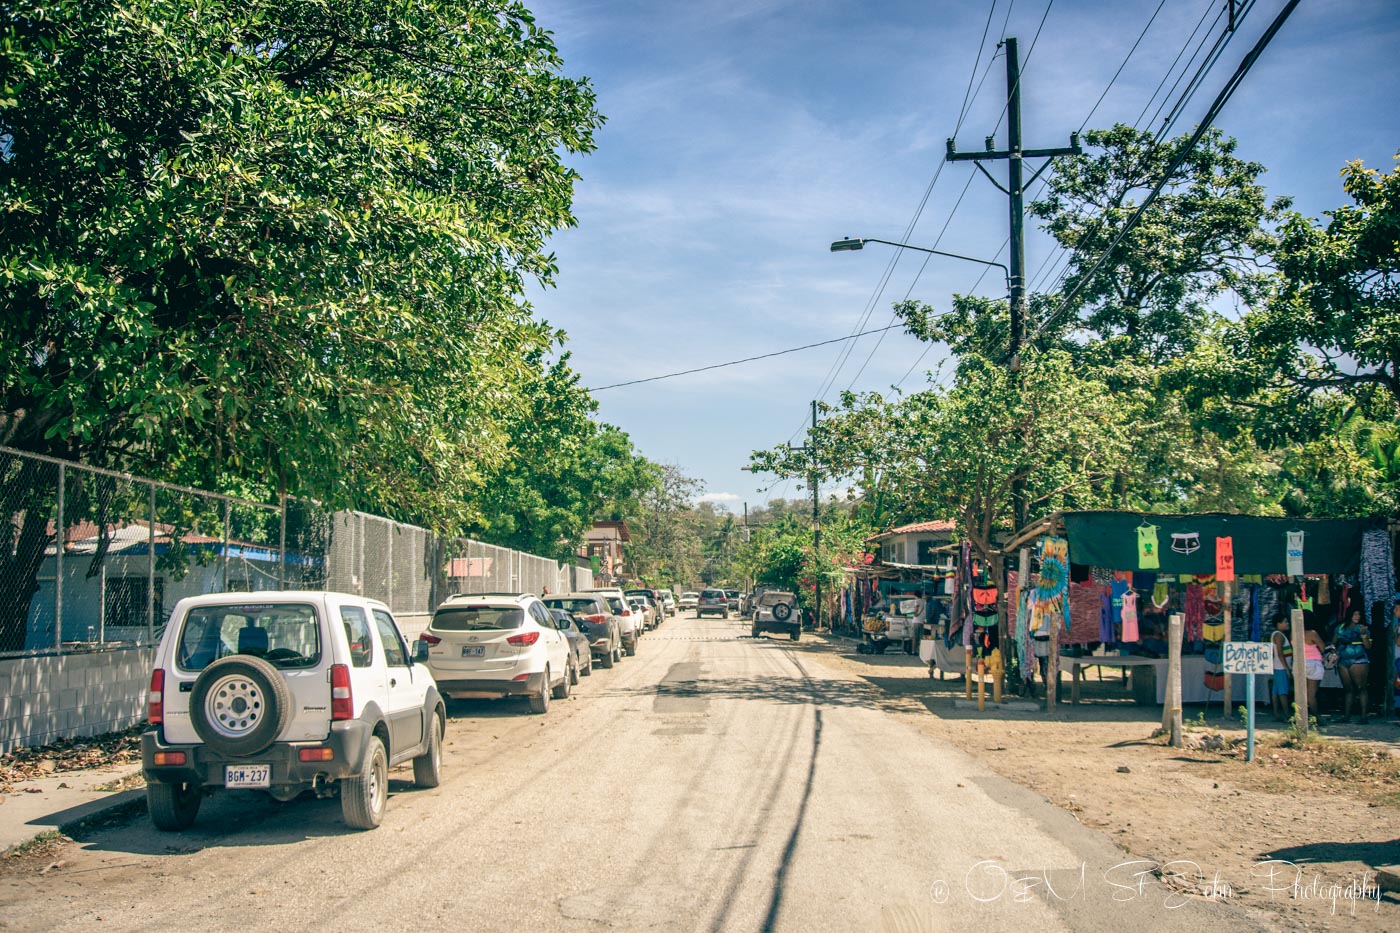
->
1137, 525, 1160, 570
1286, 531, 1304, 576
1121, 590, 1139, 642
1215, 536, 1235, 582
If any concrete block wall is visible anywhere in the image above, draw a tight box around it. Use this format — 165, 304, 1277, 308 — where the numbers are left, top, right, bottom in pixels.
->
0, 646, 155, 755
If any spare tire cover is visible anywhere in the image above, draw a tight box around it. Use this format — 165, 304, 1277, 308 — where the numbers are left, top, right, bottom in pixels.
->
190, 655, 294, 758
772, 602, 793, 621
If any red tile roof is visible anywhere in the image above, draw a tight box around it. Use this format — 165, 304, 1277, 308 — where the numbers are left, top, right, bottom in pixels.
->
870, 520, 955, 539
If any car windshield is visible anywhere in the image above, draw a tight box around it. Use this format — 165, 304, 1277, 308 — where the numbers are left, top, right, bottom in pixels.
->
604, 597, 625, 613
702, 590, 725, 598
432, 606, 524, 631
758, 592, 794, 607
725, 590, 739, 597
624, 590, 649, 597
178, 603, 321, 671
544, 598, 599, 614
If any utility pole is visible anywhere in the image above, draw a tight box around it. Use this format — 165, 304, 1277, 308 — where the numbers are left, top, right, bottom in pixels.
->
948, 36, 1080, 528
811, 399, 821, 631
947, 36, 1081, 369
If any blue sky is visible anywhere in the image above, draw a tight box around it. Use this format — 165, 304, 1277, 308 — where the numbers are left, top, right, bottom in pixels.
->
522, 0, 1400, 514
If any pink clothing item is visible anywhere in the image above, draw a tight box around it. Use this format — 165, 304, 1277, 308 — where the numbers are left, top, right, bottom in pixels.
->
1184, 583, 1205, 642
1304, 642, 1323, 662
1120, 591, 1139, 642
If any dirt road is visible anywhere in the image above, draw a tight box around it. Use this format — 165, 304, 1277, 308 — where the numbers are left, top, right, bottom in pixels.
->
0, 614, 1280, 931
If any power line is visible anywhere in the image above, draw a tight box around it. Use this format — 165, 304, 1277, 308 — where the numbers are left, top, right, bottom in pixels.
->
1027, 0, 1303, 347
586, 322, 908, 392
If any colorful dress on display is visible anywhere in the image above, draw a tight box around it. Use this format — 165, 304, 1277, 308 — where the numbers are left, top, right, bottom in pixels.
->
1184, 583, 1205, 643
1120, 590, 1139, 642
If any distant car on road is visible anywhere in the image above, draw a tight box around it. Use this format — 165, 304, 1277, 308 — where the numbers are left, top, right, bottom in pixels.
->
679, 592, 700, 611
624, 588, 665, 629
542, 593, 621, 668
751, 591, 800, 642
585, 588, 642, 656
697, 588, 730, 619
655, 589, 678, 617
548, 609, 594, 681
724, 590, 741, 612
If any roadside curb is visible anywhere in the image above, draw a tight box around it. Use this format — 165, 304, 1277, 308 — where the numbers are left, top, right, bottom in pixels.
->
2, 788, 146, 858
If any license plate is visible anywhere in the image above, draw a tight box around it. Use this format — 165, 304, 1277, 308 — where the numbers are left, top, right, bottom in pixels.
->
461, 645, 485, 657
225, 764, 270, 788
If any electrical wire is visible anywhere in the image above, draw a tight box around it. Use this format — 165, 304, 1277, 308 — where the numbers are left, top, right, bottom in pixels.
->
586, 321, 909, 392
1026, 0, 1303, 347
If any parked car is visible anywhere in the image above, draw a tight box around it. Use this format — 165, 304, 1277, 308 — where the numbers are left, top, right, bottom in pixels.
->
419, 593, 575, 714
724, 589, 741, 612
628, 596, 656, 630
655, 589, 678, 617
586, 588, 641, 656
697, 588, 730, 619
549, 609, 594, 680
624, 588, 664, 629
751, 590, 800, 641
679, 592, 700, 611
142, 591, 445, 832
541, 593, 621, 668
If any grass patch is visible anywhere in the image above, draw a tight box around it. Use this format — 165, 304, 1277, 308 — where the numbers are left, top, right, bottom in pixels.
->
2, 830, 69, 861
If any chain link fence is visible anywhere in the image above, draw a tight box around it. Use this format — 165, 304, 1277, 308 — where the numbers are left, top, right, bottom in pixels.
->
0, 447, 593, 657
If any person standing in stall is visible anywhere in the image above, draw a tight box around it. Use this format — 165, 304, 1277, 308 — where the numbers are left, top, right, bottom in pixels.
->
1334, 608, 1372, 723
1270, 614, 1293, 722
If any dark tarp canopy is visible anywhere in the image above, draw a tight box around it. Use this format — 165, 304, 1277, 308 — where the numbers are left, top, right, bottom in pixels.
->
1060, 511, 1384, 576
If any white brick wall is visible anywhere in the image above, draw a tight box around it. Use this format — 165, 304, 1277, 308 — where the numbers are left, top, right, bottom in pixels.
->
0, 646, 155, 755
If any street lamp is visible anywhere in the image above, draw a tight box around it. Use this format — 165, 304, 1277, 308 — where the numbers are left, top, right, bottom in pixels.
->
830, 237, 1011, 290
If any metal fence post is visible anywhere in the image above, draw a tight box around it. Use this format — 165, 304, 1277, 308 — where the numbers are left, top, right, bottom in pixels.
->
387, 523, 394, 611
279, 493, 287, 589
54, 464, 64, 650
147, 482, 156, 641
221, 499, 230, 591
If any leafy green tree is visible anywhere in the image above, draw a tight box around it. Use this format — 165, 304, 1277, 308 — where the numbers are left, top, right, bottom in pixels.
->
0, 0, 602, 645
1237, 155, 1400, 411
1029, 124, 1285, 363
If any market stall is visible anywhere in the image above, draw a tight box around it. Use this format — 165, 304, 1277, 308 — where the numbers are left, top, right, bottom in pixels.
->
1001, 511, 1396, 713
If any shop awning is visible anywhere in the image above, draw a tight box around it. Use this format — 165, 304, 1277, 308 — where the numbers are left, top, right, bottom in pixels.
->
1060, 511, 1384, 575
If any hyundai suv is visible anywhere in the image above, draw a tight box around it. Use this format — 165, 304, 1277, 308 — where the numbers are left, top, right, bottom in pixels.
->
142, 592, 445, 832
421, 593, 575, 713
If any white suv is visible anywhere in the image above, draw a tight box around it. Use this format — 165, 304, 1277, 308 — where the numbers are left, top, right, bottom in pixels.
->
142, 592, 445, 832
420, 593, 574, 713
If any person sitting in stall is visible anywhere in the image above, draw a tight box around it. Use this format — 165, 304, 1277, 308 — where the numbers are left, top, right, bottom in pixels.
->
1334, 607, 1372, 723
1270, 614, 1293, 722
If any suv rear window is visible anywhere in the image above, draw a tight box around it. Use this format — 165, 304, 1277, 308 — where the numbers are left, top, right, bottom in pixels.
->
544, 598, 601, 614
178, 603, 321, 671
701, 590, 725, 598
432, 606, 524, 631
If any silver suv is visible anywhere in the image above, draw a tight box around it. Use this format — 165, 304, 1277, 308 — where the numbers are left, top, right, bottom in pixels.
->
697, 588, 730, 619
751, 591, 800, 641
142, 592, 445, 832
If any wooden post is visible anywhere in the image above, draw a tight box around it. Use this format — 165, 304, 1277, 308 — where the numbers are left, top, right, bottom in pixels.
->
964, 647, 974, 699
991, 649, 1003, 705
1167, 612, 1184, 747
977, 660, 986, 710
1222, 580, 1233, 719
1291, 607, 1307, 735
1047, 601, 1060, 713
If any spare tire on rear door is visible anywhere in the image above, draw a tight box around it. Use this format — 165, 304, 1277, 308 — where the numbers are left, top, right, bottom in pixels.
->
190, 656, 293, 757
771, 602, 793, 622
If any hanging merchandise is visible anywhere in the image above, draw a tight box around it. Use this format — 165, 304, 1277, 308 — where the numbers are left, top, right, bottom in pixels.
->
1184, 583, 1205, 643
1215, 537, 1235, 582
1151, 581, 1170, 609
1033, 537, 1070, 642
1361, 528, 1397, 626
1121, 589, 1140, 642
1099, 588, 1114, 644
1068, 582, 1103, 645
1286, 530, 1305, 576
1137, 523, 1161, 570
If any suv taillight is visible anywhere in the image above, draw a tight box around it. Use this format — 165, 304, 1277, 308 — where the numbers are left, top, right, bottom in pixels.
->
506, 631, 540, 647
148, 669, 164, 724
331, 664, 353, 721
586, 614, 607, 624
419, 632, 442, 646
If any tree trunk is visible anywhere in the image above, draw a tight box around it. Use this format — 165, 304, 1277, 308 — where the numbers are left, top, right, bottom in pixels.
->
0, 456, 59, 652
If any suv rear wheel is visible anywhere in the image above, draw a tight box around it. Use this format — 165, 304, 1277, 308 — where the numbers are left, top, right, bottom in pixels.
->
552, 661, 572, 699
341, 736, 388, 830
147, 780, 201, 831
528, 669, 551, 714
